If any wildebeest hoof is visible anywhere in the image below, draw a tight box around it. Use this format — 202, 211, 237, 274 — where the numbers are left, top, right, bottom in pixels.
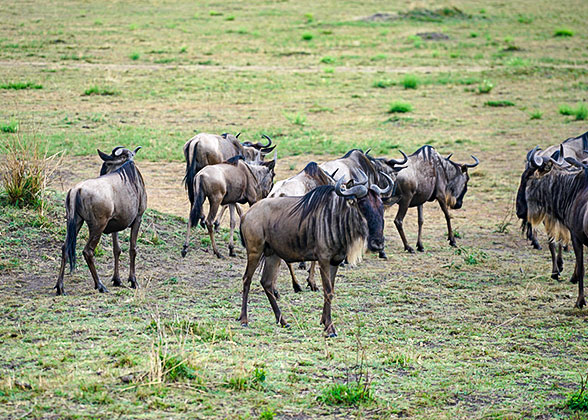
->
240, 322, 248, 328
449, 240, 457, 247
308, 283, 319, 292
326, 332, 338, 338
551, 273, 560, 281
405, 246, 415, 254
570, 277, 579, 285
273, 289, 280, 300
181, 246, 189, 258
298, 262, 307, 270
112, 277, 123, 287
129, 279, 138, 289
532, 242, 542, 250
97, 284, 109, 293
416, 244, 424, 252
575, 296, 586, 309
55, 287, 65, 296
378, 251, 387, 259
229, 248, 236, 257
214, 252, 224, 259
292, 282, 303, 293
213, 221, 220, 232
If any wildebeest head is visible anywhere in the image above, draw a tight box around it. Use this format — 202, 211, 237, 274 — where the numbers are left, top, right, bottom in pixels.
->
335, 171, 393, 252
240, 134, 276, 161
444, 154, 479, 209
98, 146, 141, 176
251, 151, 277, 198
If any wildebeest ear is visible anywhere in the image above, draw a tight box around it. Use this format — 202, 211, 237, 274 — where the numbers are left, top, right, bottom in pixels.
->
133, 146, 142, 155
97, 149, 112, 161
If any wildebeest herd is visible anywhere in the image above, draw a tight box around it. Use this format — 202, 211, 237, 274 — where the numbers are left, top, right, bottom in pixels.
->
55, 129, 588, 336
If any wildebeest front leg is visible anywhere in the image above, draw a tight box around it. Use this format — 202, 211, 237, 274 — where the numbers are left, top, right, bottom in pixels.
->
181, 212, 193, 258
548, 240, 561, 281
416, 205, 425, 252
214, 205, 228, 232
112, 232, 122, 286
570, 236, 585, 308
307, 261, 319, 291
286, 263, 303, 293
55, 219, 83, 296
127, 218, 142, 289
206, 199, 223, 258
438, 199, 456, 247
238, 250, 263, 327
394, 199, 414, 253
228, 205, 237, 257
318, 260, 339, 337
261, 255, 289, 327
82, 227, 108, 293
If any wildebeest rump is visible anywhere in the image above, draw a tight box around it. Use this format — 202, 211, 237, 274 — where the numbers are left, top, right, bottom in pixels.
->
516, 148, 587, 308
238, 171, 392, 337
55, 146, 147, 295
391, 145, 479, 253
182, 155, 276, 259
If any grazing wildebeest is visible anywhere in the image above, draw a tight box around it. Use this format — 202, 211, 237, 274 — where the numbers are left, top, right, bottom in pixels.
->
183, 132, 275, 228
516, 148, 587, 308
182, 155, 276, 259
268, 162, 338, 293
55, 146, 147, 295
238, 170, 393, 337
320, 148, 407, 258
391, 145, 479, 253
522, 131, 588, 252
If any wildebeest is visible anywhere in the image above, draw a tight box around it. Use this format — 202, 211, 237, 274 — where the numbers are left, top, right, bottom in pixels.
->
183, 132, 275, 228
55, 146, 147, 295
182, 155, 276, 259
268, 161, 338, 293
522, 131, 588, 251
238, 170, 393, 337
516, 148, 587, 308
391, 145, 479, 253
320, 148, 407, 258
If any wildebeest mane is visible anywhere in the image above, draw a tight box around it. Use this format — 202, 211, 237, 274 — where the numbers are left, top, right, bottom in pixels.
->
562, 130, 588, 150
341, 148, 365, 159
226, 155, 245, 165
412, 145, 435, 161
290, 185, 336, 222
110, 160, 139, 185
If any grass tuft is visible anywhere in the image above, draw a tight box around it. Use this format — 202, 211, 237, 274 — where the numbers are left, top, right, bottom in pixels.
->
559, 103, 587, 120
477, 79, 494, 94
83, 86, 119, 96
0, 82, 42, 90
129, 51, 140, 60
318, 382, 373, 406
388, 101, 413, 113
485, 100, 515, 107
554, 27, 574, 37
402, 74, 419, 89
566, 373, 588, 412
1, 120, 19, 133
302, 32, 314, 41
529, 110, 543, 120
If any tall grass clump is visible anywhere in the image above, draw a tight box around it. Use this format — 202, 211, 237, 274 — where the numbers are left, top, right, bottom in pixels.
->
554, 28, 574, 37
83, 86, 119, 96
566, 373, 588, 412
402, 74, 419, 89
0, 82, 42, 90
559, 103, 587, 120
477, 79, 494, 94
388, 101, 413, 113
0, 131, 62, 209
1, 120, 18, 133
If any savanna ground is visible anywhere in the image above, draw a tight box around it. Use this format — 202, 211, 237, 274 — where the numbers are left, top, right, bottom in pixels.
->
1, 0, 588, 418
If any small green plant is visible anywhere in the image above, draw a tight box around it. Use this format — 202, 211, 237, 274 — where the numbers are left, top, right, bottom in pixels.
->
485, 100, 515, 107
554, 27, 574, 37
455, 246, 487, 265
179, 46, 187, 53
209, 11, 223, 16
318, 382, 373, 406
259, 408, 276, 420
323, 67, 334, 74
388, 101, 413, 113
566, 373, 588, 412
225, 15, 235, 21
302, 32, 314, 41
226, 367, 266, 391
370, 54, 387, 61
284, 112, 306, 126
1, 120, 18, 133
163, 355, 199, 381
402, 74, 419, 89
529, 110, 543, 120
517, 14, 533, 24
373, 79, 394, 88
478, 79, 494, 94
470, 32, 478, 38
129, 51, 140, 60
559, 104, 575, 116
304, 13, 314, 23
320, 56, 335, 64
0, 82, 42, 90
559, 103, 587, 120
83, 86, 119, 96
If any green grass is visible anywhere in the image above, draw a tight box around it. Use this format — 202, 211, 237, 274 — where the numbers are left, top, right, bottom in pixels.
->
0, 120, 18, 133
129, 51, 140, 60
402, 74, 419, 89
301, 32, 314, 41
388, 101, 413, 113
318, 382, 374, 406
554, 27, 574, 37
559, 103, 588, 120
83, 86, 120, 96
485, 100, 515, 107
477, 79, 494, 94
0, 82, 42, 90
529, 110, 543, 120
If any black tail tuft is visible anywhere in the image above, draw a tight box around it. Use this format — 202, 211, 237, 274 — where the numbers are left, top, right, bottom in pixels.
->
189, 177, 205, 226
184, 142, 199, 206
65, 191, 81, 272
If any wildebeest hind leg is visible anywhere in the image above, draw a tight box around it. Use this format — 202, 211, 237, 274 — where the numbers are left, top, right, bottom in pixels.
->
416, 205, 425, 252
307, 261, 319, 291
570, 237, 585, 308
548, 240, 561, 280
394, 200, 414, 253
228, 205, 237, 257
214, 205, 228, 232
287, 262, 303, 293
127, 218, 142, 289
112, 232, 122, 286
83, 226, 108, 293
260, 256, 289, 327
206, 199, 223, 258
238, 251, 263, 326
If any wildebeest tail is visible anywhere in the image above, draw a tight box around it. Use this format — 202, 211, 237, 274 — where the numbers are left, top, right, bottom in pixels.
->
189, 176, 205, 226
183, 141, 199, 205
64, 190, 81, 272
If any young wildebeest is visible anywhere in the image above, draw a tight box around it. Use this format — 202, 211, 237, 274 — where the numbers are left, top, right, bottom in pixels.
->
268, 162, 338, 293
238, 170, 392, 337
55, 146, 147, 295
182, 155, 276, 259
522, 132, 588, 249
516, 148, 588, 308
183, 132, 275, 228
391, 145, 479, 253
320, 148, 407, 258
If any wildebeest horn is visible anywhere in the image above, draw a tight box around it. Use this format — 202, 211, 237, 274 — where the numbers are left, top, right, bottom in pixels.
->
133, 146, 142, 155
370, 172, 394, 195
528, 147, 545, 169
261, 134, 273, 148
526, 146, 540, 162
446, 153, 453, 160
388, 150, 408, 166
464, 155, 479, 168
261, 144, 276, 154
97, 149, 113, 161
335, 176, 368, 199
328, 168, 339, 180
564, 157, 586, 168
354, 169, 369, 186
112, 146, 125, 156
549, 144, 564, 165
365, 148, 372, 155
236, 132, 241, 138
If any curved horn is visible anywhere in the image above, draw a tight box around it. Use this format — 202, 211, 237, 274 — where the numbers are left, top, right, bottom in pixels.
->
565, 157, 585, 168
446, 153, 453, 160
550, 144, 564, 165
464, 155, 480, 168
354, 169, 369, 186
528, 148, 545, 169
261, 144, 276, 154
365, 148, 372, 155
260, 134, 273, 148
112, 146, 125, 156
370, 172, 394, 195
236, 132, 241, 138
526, 146, 540, 162
329, 168, 339, 180
335, 176, 368, 199
133, 146, 142, 155
97, 148, 113, 161
388, 150, 408, 166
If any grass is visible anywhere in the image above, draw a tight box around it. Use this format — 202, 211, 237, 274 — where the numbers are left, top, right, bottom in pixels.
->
402, 74, 419, 89
318, 382, 374, 406
388, 101, 413, 113
477, 79, 494, 94
529, 110, 543, 120
301, 32, 313, 41
559, 104, 588, 120
0, 120, 18, 133
129, 51, 140, 60
485, 100, 515, 107
83, 86, 120, 96
0, 82, 42, 90
554, 27, 574, 37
